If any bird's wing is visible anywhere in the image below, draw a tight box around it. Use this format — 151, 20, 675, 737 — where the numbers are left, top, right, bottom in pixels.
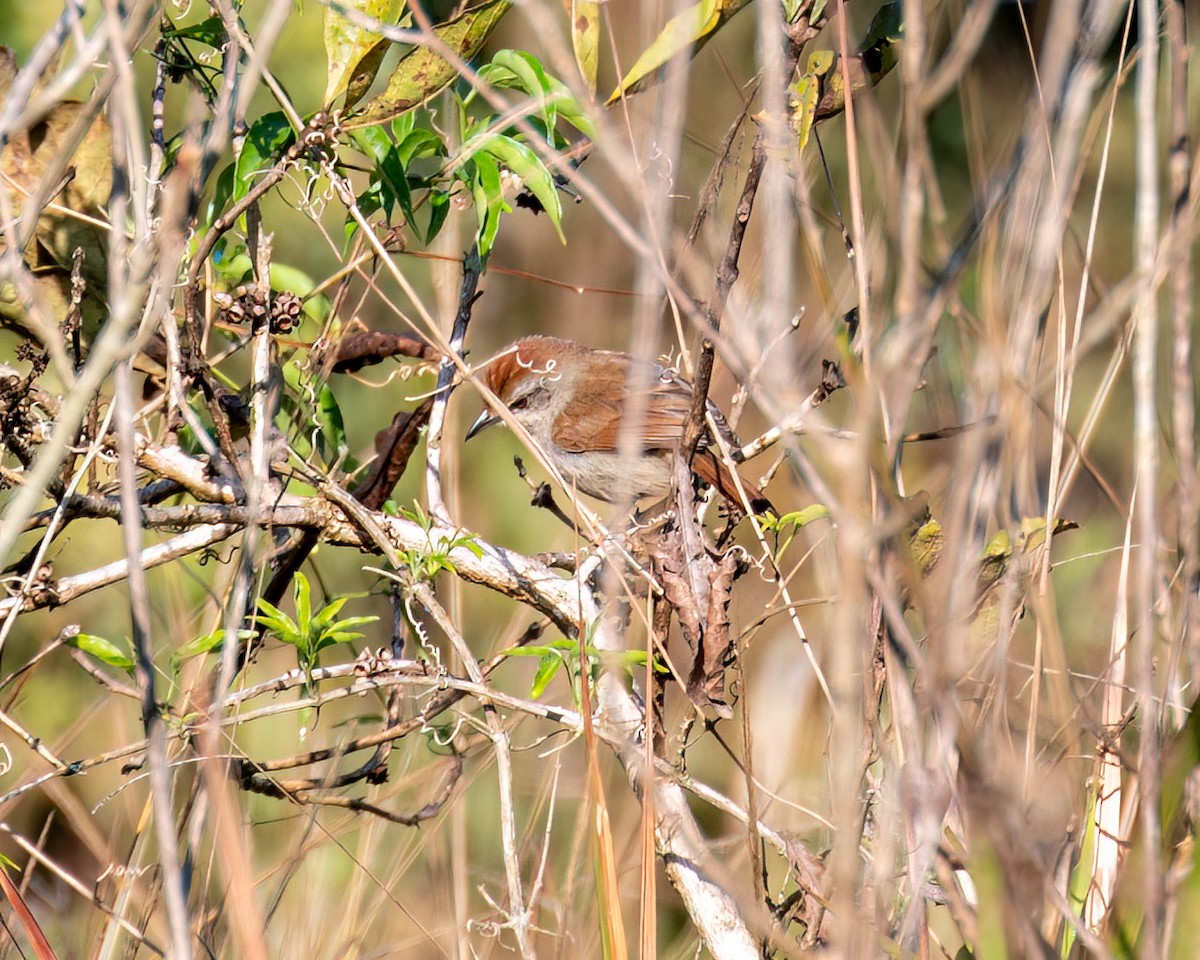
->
551, 361, 772, 512
550, 365, 694, 452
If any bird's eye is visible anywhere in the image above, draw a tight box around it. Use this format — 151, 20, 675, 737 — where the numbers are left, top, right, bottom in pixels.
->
510, 395, 530, 410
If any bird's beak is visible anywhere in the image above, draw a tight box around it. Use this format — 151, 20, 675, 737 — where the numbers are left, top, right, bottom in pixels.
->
465, 408, 502, 441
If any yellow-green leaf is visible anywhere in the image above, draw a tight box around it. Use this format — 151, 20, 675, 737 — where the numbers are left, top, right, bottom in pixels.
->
762, 504, 829, 531
571, 0, 600, 96
606, 0, 752, 105
342, 38, 390, 111
323, 0, 405, 107
530, 653, 562, 699
790, 75, 819, 151
806, 49, 836, 75
789, 49, 834, 150
69, 633, 135, 672
907, 516, 944, 578
345, 1, 512, 129
810, 2, 904, 128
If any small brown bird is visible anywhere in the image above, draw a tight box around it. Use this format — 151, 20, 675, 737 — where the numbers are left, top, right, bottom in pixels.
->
466, 336, 771, 513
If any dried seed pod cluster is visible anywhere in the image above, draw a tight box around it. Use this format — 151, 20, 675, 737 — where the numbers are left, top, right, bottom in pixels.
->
213, 286, 305, 334
270, 292, 304, 333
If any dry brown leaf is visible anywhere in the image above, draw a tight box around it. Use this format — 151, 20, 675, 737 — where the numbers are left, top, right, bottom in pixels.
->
351, 398, 434, 510
644, 523, 745, 718
0, 48, 112, 342
325, 329, 440, 374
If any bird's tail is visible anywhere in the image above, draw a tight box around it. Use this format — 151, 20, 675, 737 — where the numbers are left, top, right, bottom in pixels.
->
692, 451, 774, 516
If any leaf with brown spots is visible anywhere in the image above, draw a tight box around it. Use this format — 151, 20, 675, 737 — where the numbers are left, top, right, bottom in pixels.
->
571, 0, 600, 95
323, 0, 405, 108
343, 1, 511, 129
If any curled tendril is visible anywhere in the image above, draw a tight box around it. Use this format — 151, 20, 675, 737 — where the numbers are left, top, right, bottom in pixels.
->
422, 714, 466, 748
404, 593, 432, 651
515, 349, 561, 381
198, 545, 236, 567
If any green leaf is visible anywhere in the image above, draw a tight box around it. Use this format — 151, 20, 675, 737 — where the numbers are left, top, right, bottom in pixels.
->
317, 384, 348, 463
406, 499, 430, 529
294, 572, 313, 634
256, 598, 299, 642
163, 16, 227, 48
476, 50, 595, 140
203, 163, 235, 229
323, 0, 406, 107
173, 629, 225, 662
268, 263, 317, 299
485, 50, 557, 132
607, 0, 753, 104
351, 124, 393, 164
530, 653, 562, 698
549, 86, 597, 141
255, 614, 298, 641
380, 148, 415, 222
235, 112, 295, 203
351, 125, 444, 233
210, 237, 251, 281
981, 529, 1013, 561
391, 113, 416, 141
481, 135, 563, 241
467, 151, 508, 257
316, 626, 373, 649
482, 49, 552, 95
323, 615, 379, 633
69, 633, 135, 672
908, 516, 945, 578
170, 628, 254, 669
395, 127, 445, 166
504, 641, 573, 659
346, 185, 379, 245
311, 595, 350, 628
862, 0, 904, 51
458, 537, 484, 559
259, 574, 377, 667
610, 649, 667, 675
425, 188, 450, 243
345, 1, 512, 129
793, 2, 904, 136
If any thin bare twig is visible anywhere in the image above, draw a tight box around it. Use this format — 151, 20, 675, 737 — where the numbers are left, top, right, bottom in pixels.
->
425, 246, 482, 522
1132, 0, 1164, 949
